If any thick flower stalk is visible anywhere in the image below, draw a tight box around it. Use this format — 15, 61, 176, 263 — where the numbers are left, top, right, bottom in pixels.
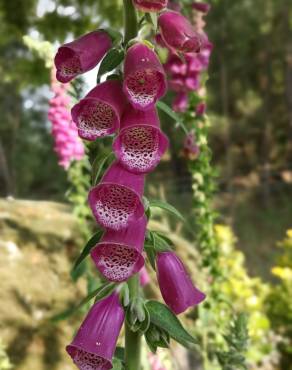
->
48, 76, 85, 169
66, 293, 124, 370
55, 30, 112, 83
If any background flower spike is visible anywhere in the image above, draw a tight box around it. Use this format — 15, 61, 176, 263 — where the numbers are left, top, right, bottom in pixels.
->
113, 105, 169, 174
66, 293, 124, 370
71, 80, 127, 141
91, 216, 147, 282
88, 161, 145, 230
123, 43, 167, 111
157, 251, 206, 314
54, 30, 112, 83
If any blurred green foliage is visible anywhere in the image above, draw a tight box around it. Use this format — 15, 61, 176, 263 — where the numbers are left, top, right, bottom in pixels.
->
266, 230, 292, 369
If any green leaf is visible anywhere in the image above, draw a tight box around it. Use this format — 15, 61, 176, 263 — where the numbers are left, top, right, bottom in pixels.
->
156, 101, 188, 134
51, 282, 116, 322
72, 230, 103, 273
114, 347, 125, 362
154, 231, 174, 246
138, 304, 151, 334
149, 199, 185, 222
146, 301, 197, 347
102, 28, 123, 45
120, 284, 130, 307
144, 243, 156, 271
156, 100, 180, 123
112, 358, 123, 370
70, 259, 87, 281
152, 232, 172, 252
92, 152, 114, 186
97, 48, 124, 78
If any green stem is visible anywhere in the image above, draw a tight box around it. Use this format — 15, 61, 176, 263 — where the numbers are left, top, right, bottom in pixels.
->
123, 3, 140, 369
125, 275, 141, 370
123, 0, 138, 44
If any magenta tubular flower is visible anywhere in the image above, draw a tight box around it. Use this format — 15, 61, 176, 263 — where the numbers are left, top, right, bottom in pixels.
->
113, 106, 169, 174
88, 161, 145, 230
91, 216, 147, 282
133, 0, 168, 12
158, 11, 202, 54
55, 31, 112, 83
66, 293, 124, 370
123, 43, 167, 111
172, 92, 188, 112
191, 2, 211, 14
157, 252, 205, 314
71, 80, 127, 140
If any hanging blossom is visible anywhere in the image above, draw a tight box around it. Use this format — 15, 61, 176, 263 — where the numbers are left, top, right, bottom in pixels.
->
48, 74, 85, 169
54, 10, 207, 368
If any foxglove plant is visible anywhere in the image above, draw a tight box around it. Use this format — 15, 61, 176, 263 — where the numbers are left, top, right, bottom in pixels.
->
53, 1, 209, 369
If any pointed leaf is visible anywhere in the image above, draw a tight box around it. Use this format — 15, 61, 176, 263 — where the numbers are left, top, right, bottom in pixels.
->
156, 101, 188, 134
146, 301, 197, 347
144, 244, 156, 271
114, 347, 125, 362
149, 199, 185, 222
92, 152, 114, 186
152, 232, 172, 252
51, 282, 116, 322
112, 358, 123, 370
97, 48, 124, 78
72, 230, 103, 273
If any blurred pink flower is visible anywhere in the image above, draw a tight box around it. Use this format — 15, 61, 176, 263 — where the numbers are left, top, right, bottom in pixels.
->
48, 73, 85, 169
